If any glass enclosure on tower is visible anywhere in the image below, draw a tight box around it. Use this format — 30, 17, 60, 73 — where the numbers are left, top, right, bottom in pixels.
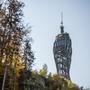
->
53, 22, 72, 80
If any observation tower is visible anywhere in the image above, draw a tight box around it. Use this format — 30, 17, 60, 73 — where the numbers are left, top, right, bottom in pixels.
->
53, 15, 72, 79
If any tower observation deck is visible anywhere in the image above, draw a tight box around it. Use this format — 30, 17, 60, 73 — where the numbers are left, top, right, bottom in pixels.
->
53, 17, 72, 79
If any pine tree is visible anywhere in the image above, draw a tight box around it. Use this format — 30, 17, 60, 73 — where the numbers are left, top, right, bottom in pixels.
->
24, 39, 34, 70
0, 0, 35, 89
0, 0, 26, 90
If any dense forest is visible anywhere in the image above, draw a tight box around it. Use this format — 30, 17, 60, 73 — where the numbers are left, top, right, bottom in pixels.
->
0, 0, 80, 90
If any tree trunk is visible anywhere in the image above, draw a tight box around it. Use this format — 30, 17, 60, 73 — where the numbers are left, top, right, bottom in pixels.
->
2, 65, 7, 90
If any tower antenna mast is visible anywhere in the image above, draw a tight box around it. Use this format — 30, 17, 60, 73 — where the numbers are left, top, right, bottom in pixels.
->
61, 12, 63, 25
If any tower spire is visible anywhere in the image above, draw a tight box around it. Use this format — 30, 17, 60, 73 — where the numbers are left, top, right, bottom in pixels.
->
60, 12, 64, 34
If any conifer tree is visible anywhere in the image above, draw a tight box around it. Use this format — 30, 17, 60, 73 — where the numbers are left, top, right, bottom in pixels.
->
24, 39, 34, 70
0, 0, 26, 90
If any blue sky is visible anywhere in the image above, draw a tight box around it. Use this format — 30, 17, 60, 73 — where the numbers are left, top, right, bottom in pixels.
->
22, 0, 90, 88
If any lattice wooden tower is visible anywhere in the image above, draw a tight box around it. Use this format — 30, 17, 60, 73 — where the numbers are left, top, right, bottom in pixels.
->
53, 15, 72, 79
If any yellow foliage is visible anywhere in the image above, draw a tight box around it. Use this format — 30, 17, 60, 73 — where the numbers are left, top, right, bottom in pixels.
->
10, 55, 25, 76
67, 80, 74, 88
0, 53, 25, 76
52, 74, 60, 81
39, 69, 46, 77
15, 61, 25, 76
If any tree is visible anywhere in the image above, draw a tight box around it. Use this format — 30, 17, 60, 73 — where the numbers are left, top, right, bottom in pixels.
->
23, 39, 34, 70
39, 64, 48, 77
0, 0, 26, 90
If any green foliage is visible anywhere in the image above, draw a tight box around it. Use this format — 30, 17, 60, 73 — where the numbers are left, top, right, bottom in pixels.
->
23, 39, 34, 70
18, 69, 80, 90
39, 64, 48, 77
